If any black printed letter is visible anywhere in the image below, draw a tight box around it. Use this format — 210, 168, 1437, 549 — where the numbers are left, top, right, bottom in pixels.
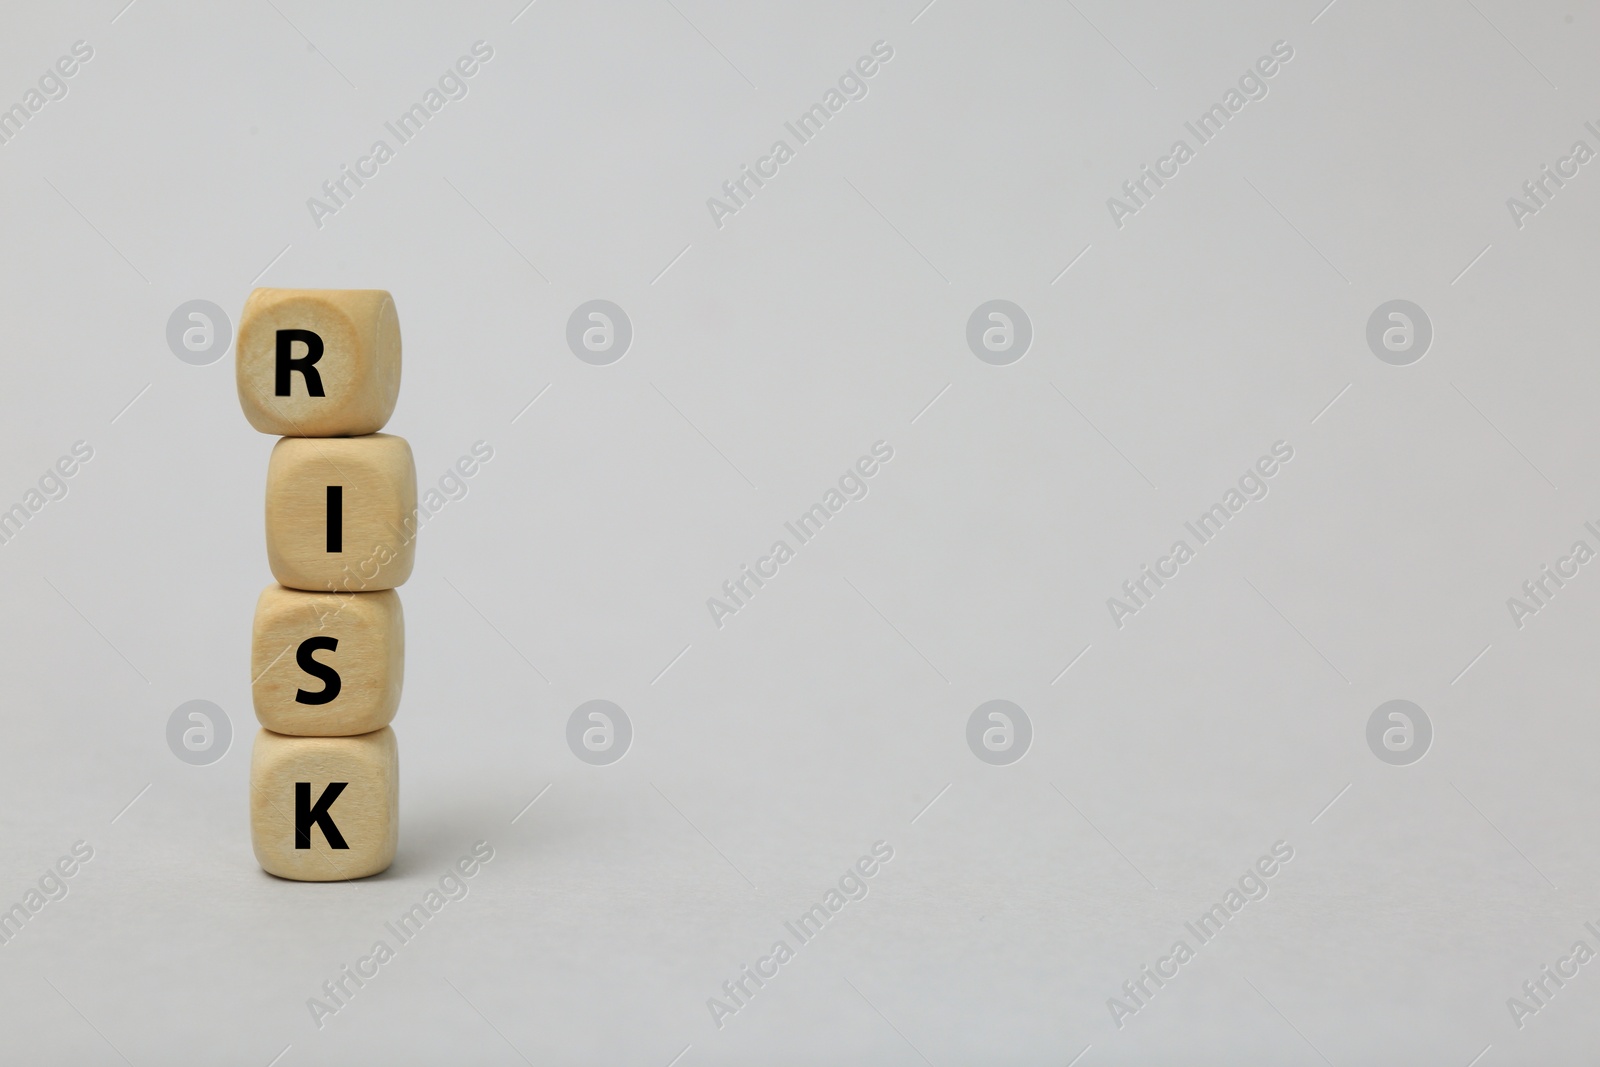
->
326, 486, 342, 552
275, 329, 326, 397
295, 782, 348, 849
294, 636, 341, 705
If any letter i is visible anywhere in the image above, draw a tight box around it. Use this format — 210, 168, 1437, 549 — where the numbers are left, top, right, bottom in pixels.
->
327, 486, 343, 552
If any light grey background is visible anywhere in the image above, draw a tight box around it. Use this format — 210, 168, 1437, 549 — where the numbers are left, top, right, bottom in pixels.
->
2, 1, 1597, 1063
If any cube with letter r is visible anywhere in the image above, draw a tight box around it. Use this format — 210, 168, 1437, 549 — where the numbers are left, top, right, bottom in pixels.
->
237, 288, 401, 437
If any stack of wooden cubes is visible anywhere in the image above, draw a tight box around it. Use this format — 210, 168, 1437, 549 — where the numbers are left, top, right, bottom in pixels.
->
236, 288, 416, 881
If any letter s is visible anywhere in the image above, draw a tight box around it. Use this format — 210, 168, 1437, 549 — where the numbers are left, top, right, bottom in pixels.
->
294, 636, 342, 705
72, 40, 94, 61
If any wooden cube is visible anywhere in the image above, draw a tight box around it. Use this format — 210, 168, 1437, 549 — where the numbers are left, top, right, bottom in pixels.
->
252, 585, 403, 736
265, 434, 416, 593
237, 288, 401, 437
250, 727, 398, 881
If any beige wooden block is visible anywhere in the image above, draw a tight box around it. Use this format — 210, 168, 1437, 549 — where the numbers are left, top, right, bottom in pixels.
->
237, 288, 401, 437
252, 585, 403, 736
250, 727, 398, 881
266, 434, 417, 593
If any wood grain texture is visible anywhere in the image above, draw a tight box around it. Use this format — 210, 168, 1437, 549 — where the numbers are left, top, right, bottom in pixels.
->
265, 433, 417, 592
250, 727, 398, 881
237, 288, 401, 437
251, 585, 403, 736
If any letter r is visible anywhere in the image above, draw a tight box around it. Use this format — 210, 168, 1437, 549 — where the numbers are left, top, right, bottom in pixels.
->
295, 782, 349, 849
276, 329, 326, 397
